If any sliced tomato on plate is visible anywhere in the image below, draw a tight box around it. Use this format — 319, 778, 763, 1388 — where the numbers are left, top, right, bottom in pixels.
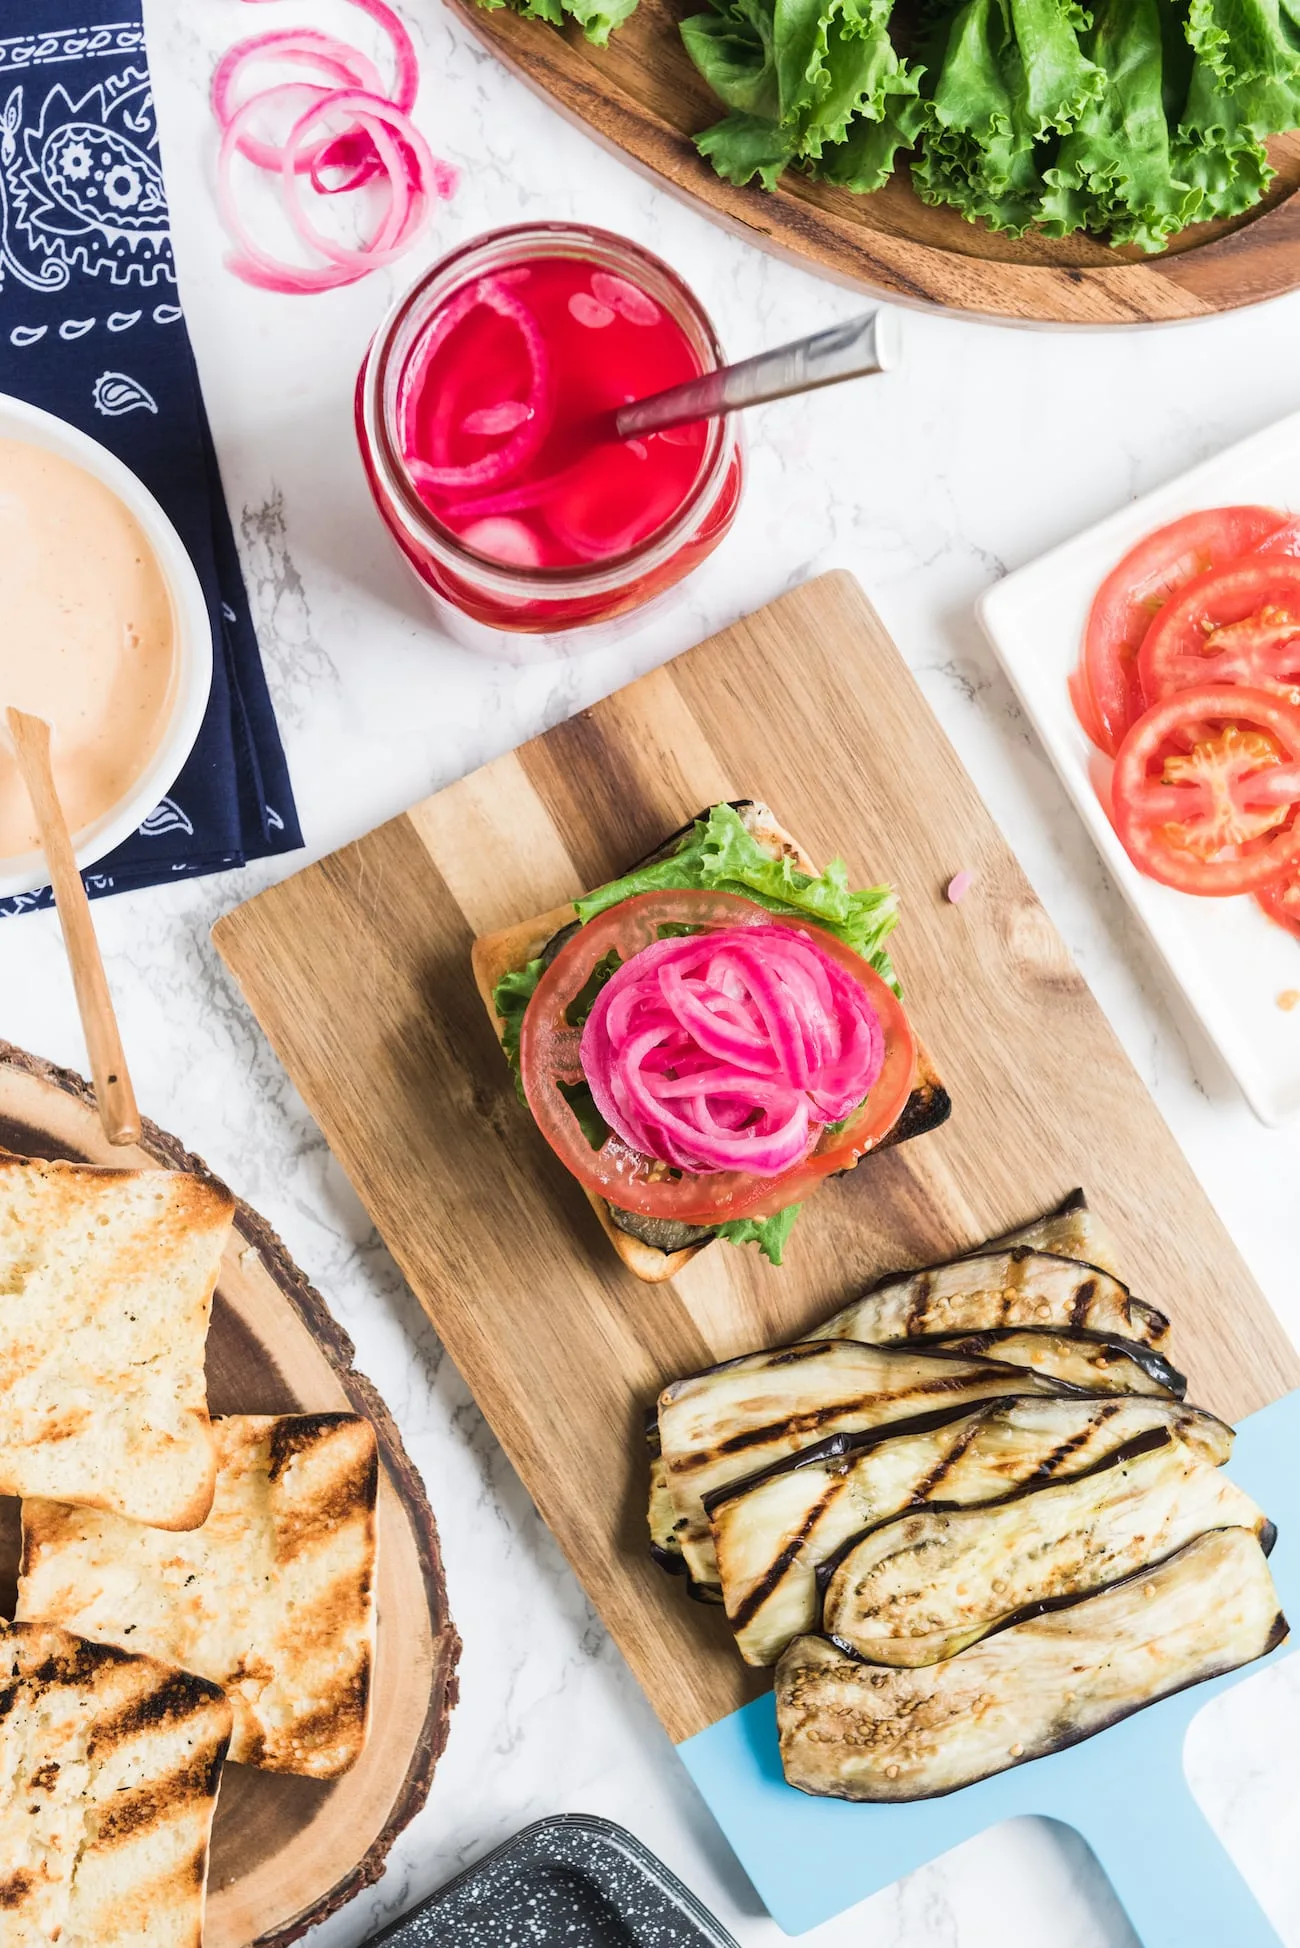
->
1257, 518, 1300, 560
1139, 558, 1300, 705
1257, 865, 1300, 939
518, 889, 916, 1225
1111, 686, 1300, 895
1075, 507, 1292, 755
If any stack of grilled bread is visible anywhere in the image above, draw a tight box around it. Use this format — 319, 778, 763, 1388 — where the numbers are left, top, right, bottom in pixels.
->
648, 1192, 1287, 1801
0, 1155, 380, 1941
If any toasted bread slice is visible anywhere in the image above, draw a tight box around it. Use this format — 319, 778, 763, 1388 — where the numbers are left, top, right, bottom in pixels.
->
0, 1156, 231, 1529
19, 1412, 379, 1780
0, 1618, 231, 1945
471, 803, 951, 1283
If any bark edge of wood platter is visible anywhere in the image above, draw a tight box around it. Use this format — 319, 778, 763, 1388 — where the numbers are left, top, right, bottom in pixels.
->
443, 0, 1300, 326
212, 570, 1300, 1751
0, 1040, 460, 1948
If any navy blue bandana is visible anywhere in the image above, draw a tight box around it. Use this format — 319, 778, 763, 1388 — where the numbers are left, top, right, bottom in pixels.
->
0, 7, 302, 915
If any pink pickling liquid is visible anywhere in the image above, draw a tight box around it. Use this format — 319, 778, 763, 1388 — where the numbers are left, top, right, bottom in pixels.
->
397, 255, 713, 572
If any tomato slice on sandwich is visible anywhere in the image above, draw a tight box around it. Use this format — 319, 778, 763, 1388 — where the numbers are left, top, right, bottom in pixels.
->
1111, 686, 1300, 896
518, 889, 916, 1225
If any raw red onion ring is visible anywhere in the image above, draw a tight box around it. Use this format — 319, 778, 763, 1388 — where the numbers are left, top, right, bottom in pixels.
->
279, 91, 432, 271
218, 89, 425, 292
212, 0, 454, 294
212, 34, 385, 174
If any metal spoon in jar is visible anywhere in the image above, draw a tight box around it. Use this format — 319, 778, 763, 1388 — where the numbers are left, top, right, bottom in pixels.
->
614, 307, 898, 441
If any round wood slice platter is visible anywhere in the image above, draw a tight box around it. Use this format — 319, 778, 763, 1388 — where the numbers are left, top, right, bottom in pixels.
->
0, 1041, 460, 1948
446, 0, 1300, 325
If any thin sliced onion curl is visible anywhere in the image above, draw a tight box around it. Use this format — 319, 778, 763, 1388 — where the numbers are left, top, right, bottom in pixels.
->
213, 0, 454, 294
401, 280, 553, 495
578, 926, 885, 1176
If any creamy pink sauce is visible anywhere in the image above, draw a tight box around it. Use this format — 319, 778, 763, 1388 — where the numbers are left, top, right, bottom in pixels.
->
0, 439, 176, 859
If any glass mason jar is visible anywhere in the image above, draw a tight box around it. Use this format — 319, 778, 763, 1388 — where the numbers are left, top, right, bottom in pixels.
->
356, 222, 743, 647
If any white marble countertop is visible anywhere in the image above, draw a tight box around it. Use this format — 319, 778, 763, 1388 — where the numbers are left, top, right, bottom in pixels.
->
7, 2, 1300, 1942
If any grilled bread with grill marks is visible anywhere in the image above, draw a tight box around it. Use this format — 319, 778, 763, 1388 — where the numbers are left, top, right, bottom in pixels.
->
471, 803, 951, 1283
0, 1156, 231, 1530
19, 1413, 379, 1780
0, 1618, 231, 1945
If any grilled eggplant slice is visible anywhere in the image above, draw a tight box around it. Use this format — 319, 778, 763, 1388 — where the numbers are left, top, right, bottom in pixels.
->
645, 1414, 725, 1594
708, 1394, 1234, 1666
648, 1450, 686, 1574
917, 1328, 1185, 1399
813, 1250, 1170, 1351
611, 1208, 717, 1253
822, 1431, 1269, 1668
777, 1526, 1285, 1801
982, 1189, 1125, 1284
656, 1340, 1073, 1585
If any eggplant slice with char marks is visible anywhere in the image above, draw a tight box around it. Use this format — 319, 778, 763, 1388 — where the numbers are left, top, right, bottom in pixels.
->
648, 1451, 687, 1576
914, 1327, 1185, 1399
610, 1208, 718, 1254
647, 1421, 726, 1601
821, 1430, 1270, 1669
707, 1394, 1234, 1666
776, 1526, 1286, 1801
656, 1340, 1077, 1586
981, 1188, 1126, 1284
812, 1249, 1170, 1352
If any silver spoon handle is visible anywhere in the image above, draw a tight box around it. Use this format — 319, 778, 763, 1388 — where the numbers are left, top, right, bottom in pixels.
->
614, 307, 898, 441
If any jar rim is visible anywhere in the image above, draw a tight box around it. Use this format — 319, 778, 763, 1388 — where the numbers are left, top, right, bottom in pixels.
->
361, 222, 735, 597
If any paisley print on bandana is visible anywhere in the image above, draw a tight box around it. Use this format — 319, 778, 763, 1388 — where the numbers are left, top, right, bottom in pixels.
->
0, 59, 171, 292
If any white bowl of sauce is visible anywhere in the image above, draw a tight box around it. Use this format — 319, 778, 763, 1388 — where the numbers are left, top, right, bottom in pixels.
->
0, 394, 213, 898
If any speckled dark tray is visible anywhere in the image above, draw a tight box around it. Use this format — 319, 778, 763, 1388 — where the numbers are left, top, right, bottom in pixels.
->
367, 1815, 740, 1945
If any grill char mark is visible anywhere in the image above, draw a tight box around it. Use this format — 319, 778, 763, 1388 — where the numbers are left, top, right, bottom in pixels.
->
0, 1870, 34, 1908
908, 1416, 985, 1503
905, 1274, 934, 1336
92, 1669, 226, 1749
728, 1481, 847, 1632
92, 1743, 230, 1846
1035, 1401, 1123, 1481
267, 1411, 360, 1481
1071, 1277, 1099, 1329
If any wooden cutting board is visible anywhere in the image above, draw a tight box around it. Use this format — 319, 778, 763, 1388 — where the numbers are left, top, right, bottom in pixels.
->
214, 571, 1300, 1750
0, 1043, 460, 1948
445, 0, 1300, 326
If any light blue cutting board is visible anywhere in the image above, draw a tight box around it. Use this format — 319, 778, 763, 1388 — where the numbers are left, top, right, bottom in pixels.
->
680, 1390, 1300, 1940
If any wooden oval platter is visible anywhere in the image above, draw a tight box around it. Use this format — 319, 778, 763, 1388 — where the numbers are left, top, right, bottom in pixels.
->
445, 0, 1300, 326
0, 1041, 460, 1948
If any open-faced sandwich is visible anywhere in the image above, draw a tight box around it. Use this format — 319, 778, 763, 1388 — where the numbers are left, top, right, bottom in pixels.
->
472, 801, 951, 1282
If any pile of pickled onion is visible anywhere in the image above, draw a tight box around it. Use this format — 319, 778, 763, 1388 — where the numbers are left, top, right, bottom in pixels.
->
213, 0, 456, 293
579, 927, 884, 1176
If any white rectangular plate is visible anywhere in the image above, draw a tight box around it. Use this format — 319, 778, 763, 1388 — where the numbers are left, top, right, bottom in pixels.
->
978, 410, 1300, 1128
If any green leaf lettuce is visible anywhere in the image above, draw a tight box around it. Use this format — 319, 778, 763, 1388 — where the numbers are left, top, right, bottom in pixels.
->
714, 1204, 805, 1265
573, 801, 900, 987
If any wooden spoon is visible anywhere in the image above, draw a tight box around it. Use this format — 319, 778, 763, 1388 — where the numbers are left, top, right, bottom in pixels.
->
5, 707, 141, 1145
